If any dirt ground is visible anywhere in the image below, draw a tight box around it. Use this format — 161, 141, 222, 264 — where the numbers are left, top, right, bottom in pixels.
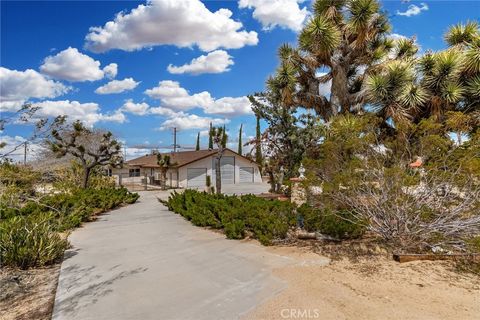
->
0, 265, 60, 320
244, 245, 480, 320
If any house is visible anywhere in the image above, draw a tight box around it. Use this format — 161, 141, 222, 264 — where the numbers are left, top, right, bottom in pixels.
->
112, 149, 262, 189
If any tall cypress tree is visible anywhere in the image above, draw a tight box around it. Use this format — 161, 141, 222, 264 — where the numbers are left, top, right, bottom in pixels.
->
208, 122, 213, 149
238, 124, 243, 155
255, 116, 262, 167
195, 132, 200, 151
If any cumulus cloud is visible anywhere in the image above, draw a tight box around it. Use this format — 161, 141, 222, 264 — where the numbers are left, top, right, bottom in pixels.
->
396, 3, 428, 17
202, 97, 253, 116
144, 80, 252, 116
159, 113, 229, 131
85, 0, 258, 53
120, 99, 150, 115
32, 100, 126, 126
95, 78, 140, 94
238, 0, 309, 32
103, 63, 118, 79
167, 50, 234, 75
0, 67, 69, 109
40, 47, 116, 82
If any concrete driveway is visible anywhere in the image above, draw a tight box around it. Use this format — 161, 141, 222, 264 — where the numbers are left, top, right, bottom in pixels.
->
221, 182, 270, 195
52, 191, 294, 320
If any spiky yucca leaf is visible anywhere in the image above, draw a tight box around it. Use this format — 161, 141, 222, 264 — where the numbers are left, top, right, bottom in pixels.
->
441, 82, 465, 104
418, 51, 436, 75
313, 0, 345, 20
395, 38, 418, 59
466, 75, 480, 98
463, 41, 480, 74
366, 74, 389, 104
347, 0, 380, 33
299, 16, 341, 54
399, 84, 428, 109
444, 21, 479, 47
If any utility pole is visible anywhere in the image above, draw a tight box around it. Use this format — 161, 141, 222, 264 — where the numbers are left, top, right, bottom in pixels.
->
173, 127, 177, 153
124, 145, 127, 160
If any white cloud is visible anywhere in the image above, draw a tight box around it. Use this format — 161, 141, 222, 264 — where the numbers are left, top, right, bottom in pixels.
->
144, 80, 213, 111
389, 33, 408, 41
120, 99, 150, 115
203, 97, 253, 116
95, 78, 140, 94
32, 100, 126, 126
238, 0, 309, 32
40, 47, 116, 82
144, 80, 252, 115
167, 50, 234, 75
159, 113, 229, 131
85, 0, 258, 53
103, 63, 118, 79
0, 67, 69, 105
396, 3, 428, 17
149, 106, 183, 118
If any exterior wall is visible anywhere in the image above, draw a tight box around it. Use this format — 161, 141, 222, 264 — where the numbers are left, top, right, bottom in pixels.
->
178, 156, 213, 188
178, 150, 261, 188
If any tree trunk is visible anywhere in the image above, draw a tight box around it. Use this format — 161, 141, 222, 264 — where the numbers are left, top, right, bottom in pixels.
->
162, 171, 167, 190
82, 167, 91, 189
215, 153, 222, 194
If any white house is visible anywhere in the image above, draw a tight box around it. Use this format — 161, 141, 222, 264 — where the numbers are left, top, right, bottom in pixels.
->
112, 149, 262, 189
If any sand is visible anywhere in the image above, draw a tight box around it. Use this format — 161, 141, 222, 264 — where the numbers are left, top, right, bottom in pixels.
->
243, 245, 480, 320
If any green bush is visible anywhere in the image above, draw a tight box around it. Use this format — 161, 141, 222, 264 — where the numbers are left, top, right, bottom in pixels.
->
0, 187, 139, 268
297, 204, 365, 240
165, 190, 296, 245
0, 214, 68, 269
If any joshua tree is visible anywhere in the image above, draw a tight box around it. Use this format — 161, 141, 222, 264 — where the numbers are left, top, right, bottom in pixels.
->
238, 124, 243, 155
195, 132, 200, 151
266, 0, 406, 121
211, 126, 227, 194
48, 121, 122, 188
157, 154, 174, 190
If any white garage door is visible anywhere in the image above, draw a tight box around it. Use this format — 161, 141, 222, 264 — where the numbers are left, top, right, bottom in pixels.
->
239, 167, 254, 183
187, 168, 207, 188
213, 156, 235, 185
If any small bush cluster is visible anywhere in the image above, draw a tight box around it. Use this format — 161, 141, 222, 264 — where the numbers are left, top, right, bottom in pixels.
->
297, 204, 365, 240
165, 190, 296, 245
0, 188, 139, 269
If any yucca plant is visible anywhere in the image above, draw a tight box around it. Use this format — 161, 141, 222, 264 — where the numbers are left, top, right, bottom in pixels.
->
0, 214, 68, 269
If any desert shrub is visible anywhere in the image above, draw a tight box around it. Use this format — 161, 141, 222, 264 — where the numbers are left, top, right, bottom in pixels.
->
297, 204, 365, 239
165, 190, 296, 245
317, 209, 365, 240
52, 160, 115, 192
0, 214, 68, 269
224, 220, 245, 239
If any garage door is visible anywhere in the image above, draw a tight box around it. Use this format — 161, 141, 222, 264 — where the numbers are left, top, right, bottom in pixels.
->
239, 167, 254, 183
213, 156, 235, 185
187, 168, 207, 188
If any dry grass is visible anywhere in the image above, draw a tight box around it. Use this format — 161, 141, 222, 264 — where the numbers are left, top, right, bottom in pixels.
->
0, 265, 61, 320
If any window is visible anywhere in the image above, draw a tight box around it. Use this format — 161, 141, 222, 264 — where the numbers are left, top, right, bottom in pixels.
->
129, 168, 140, 177
105, 168, 112, 176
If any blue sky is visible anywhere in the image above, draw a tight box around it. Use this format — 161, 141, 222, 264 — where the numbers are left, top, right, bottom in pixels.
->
1, 0, 479, 159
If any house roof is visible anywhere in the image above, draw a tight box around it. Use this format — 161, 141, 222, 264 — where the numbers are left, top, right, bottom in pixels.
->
126, 148, 256, 168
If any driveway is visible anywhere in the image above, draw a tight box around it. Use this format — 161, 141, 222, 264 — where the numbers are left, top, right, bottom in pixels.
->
52, 191, 295, 320
221, 182, 270, 195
